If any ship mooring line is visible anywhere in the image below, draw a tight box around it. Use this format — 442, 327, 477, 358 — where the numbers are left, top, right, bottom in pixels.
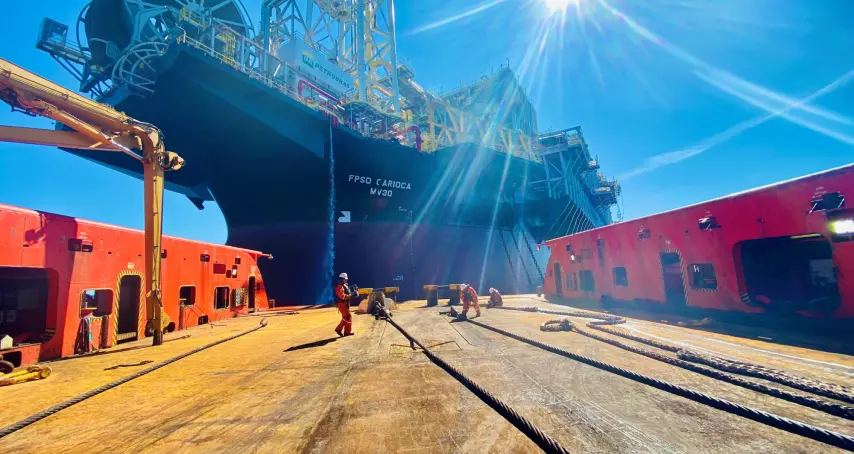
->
460, 316, 854, 452
380, 311, 571, 454
498, 306, 854, 406
0, 318, 270, 440
537, 317, 854, 420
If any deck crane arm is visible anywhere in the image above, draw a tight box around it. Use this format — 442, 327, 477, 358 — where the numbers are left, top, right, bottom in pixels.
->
0, 57, 184, 347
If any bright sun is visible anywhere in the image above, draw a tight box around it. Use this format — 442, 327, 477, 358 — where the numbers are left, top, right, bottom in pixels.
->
542, 0, 578, 13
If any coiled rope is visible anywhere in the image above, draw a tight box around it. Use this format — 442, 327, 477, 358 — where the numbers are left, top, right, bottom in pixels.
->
382, 311, 571, 454
462, 315, 854, 452
0, 318, 269, 440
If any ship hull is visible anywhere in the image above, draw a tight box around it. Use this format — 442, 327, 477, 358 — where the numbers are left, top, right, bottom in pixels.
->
65, 44, 579, 304
229, 220, 546, 306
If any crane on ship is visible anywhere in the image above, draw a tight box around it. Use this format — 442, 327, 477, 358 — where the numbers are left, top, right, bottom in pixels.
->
0, 57, 184, 346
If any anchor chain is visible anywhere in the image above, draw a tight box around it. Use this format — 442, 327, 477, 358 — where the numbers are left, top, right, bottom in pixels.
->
522, 232, 545, 282
508, 229, 534, 291
498, 230, 519, 293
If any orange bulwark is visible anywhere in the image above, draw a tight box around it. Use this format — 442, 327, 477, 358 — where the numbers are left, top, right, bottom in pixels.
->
0, 203, 273, 369
543, 163, 854, 320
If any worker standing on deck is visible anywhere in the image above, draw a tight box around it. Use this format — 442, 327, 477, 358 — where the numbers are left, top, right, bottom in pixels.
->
334, 273, 354, 337
487, 287, 503, 308
459, 284, 481, 319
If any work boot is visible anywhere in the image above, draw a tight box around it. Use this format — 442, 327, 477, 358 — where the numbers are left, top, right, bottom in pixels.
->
335, 329, 343, 337
344, 332, 355, 336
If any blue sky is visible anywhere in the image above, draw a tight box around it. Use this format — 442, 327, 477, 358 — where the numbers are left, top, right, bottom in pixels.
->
1, 0, 853, 243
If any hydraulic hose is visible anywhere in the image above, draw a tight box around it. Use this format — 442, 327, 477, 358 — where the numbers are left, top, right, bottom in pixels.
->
0, 318, 269, 440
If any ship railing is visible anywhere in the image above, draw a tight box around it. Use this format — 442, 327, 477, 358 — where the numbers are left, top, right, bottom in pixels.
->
534, 152, 609, 227
173, 23, 541, 161
175, 24, 396, 135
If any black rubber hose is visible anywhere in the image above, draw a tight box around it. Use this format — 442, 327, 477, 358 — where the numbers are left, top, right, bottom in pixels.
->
0, 318, 269, 440
464, 318, 854, 452
383, 315, 571, 454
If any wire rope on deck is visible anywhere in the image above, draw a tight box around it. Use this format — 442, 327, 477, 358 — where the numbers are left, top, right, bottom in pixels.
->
535, 318, 854, 420
0, 318, 270, 440
381, 311, 571, 454
496, 306, 854, 405
461, 315, 854, 451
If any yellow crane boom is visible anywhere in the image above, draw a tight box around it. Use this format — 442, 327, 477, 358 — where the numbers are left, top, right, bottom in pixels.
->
0, 57, 184, 346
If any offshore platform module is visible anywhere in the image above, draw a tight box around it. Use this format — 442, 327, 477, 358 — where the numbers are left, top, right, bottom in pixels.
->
34, 0, 621, 303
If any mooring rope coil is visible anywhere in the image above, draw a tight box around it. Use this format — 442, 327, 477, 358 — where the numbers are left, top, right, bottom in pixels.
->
496, 306, 854, 405
0, 318, 269, 440
382, 312, 571, 454
462, 316, 854, 452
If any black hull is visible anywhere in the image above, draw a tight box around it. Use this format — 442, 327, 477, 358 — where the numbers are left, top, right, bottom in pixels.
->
61, 44, 592, 304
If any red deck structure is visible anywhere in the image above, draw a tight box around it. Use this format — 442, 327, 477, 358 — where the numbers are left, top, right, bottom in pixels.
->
0, 203, 272, 368
543, 164, 854, 321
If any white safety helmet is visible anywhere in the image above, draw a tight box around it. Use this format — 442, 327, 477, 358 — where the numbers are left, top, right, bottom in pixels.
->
339, 273, 348, 280
460, 283, 468, 290
489, 287, 496, 294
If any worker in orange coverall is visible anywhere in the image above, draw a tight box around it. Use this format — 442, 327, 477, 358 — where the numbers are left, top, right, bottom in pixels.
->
487, 287, 503, 308
458, 283, 481, 319
334, 272, 354, 337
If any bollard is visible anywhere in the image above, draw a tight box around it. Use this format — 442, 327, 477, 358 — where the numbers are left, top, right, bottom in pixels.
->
536, 285, 543, 297
424, 285, 439, 307
448, 284, 461, 306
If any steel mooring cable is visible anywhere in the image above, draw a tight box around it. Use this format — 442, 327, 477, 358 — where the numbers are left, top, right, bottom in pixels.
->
566, 322, 854, 420
382, 313, 571, 454
463, 317, 854, 452
498, 306, 854, 405
0, 318, 269, 440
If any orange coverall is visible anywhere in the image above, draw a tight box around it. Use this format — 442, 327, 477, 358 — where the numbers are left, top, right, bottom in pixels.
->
460, 286, 481, 317
334, 282, 352, 336
489, 290, 503, 307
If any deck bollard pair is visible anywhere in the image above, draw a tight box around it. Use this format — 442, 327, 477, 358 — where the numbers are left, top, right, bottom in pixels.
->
355, 287, 400, 315
423, 284, 461, 307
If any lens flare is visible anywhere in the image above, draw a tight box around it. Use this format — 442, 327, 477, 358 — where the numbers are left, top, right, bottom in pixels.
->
542, 0, 577, 13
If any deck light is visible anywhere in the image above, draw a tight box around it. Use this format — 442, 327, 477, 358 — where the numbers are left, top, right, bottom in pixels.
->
830, 219, 854, 235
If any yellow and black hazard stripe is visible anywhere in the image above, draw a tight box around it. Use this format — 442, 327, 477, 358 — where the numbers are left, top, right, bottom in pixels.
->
113, 270, 145, 345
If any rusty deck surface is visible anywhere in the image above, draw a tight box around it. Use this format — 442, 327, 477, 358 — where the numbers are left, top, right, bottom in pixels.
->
1, 297, 852, 453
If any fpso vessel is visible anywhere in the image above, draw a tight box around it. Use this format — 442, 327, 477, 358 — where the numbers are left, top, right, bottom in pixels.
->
35, 0, 620, 305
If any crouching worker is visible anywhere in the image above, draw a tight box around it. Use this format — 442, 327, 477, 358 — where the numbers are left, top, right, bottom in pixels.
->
334, 272, 355, 337
487, 287, 503, 308
458, 284, 481, 319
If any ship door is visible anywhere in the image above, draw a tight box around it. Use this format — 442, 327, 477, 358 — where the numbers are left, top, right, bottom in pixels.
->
117, 275, 141, 343
659, 252, 687, 307
248, 276, 256, 312
553, 262, 564, 297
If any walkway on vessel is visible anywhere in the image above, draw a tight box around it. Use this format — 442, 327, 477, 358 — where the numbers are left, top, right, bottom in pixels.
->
1, 298, 852, 453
